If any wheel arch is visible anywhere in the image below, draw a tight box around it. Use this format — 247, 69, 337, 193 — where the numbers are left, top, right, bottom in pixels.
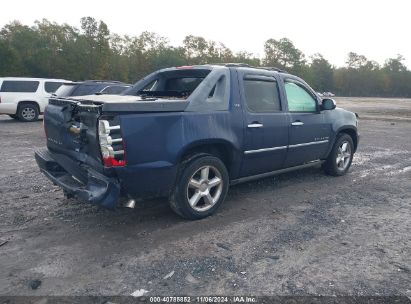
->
337, 127, 359, 152
16, 100, 41, 121
325, 126, 359, 158
178, 139, 240, 178
17, 100, 41, 113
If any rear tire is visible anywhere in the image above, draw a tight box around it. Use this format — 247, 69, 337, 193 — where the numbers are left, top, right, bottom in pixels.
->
169, 155, 229, 220
323, 133, 354, 176
17, 103, 39, 122
8, 114, 18, 119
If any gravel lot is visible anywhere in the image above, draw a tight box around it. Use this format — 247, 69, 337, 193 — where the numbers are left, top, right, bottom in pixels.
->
0, 98, 410, 298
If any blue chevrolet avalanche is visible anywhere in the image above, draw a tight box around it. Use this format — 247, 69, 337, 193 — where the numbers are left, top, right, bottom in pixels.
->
35, 64, 359, 219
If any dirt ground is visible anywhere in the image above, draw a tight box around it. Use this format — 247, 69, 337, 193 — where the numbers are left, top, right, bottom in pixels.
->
0, 97, 410, 298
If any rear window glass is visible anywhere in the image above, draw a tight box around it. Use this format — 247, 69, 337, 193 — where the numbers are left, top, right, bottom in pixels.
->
244, 79, 281, 112
164, 77, 204, 92
71, 84, 106, 96
126, 68, 211, 98
101, 85, 130, 94
45, 82, 63, 93
0, 81, 39, 93
54, 84, 77, 97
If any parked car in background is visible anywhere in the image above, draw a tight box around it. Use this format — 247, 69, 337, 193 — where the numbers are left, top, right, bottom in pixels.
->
36, 64, 359, 220
54, 80, 131, 98
0, 77, 68, 121
323, 92, 335, 97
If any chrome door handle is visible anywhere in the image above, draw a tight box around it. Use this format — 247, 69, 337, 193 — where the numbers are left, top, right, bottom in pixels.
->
291, 121, 304, 126
247, 123, 263, 128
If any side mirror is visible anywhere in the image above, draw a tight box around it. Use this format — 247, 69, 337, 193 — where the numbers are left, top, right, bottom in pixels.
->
321, 98, 336, 110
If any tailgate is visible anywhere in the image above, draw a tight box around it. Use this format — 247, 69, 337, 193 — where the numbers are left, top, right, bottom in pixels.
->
44, 98, 103, 178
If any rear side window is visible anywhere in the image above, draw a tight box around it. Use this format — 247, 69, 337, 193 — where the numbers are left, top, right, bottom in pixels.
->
285, 81, 317, 112
243, 77, 281, 112
143, 80, 158, 91
45, 82, 63, 93
0, 81, 40, 93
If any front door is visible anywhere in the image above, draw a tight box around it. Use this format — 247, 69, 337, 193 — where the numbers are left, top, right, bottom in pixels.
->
282, 79, 331, 167
239, 72, 289, 177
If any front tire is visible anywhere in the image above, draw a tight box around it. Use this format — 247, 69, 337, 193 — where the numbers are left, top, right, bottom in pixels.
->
17, 103, 39, 122
169, 155, 229, 220
323, 133, 354, 176
8, 114, 18, 119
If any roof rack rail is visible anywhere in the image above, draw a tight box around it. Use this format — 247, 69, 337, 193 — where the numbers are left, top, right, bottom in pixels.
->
83, 80, 123, 83
256, 66, 287, 73
223, 63, 252, 67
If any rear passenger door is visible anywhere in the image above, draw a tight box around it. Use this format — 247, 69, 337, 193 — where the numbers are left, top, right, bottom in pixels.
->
239, 72, 289, 177
282, 78, 331, 167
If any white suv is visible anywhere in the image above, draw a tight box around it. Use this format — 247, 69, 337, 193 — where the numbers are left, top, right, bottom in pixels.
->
0, 77, 69, 122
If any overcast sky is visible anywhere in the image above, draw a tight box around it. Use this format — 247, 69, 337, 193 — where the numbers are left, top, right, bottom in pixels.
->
1, 0, 410, 68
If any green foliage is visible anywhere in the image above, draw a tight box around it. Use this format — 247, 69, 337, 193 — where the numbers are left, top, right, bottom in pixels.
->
263, 38, 305, 73
306, 53, 334, 92
332, 53, 411, 97
0, 18, 410, 97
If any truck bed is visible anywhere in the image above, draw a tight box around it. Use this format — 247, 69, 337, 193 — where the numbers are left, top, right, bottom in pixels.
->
62, 94, 189, 113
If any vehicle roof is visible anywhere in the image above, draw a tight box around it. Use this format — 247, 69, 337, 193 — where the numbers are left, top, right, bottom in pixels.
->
218, 63, 287, 72
156, 63, 293, 77
83, 80, 128, 84
0, 77, 69, 82
61, 80, 131, 86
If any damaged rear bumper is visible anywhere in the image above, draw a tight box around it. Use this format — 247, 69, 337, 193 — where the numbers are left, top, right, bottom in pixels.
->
34, 149, 120, 209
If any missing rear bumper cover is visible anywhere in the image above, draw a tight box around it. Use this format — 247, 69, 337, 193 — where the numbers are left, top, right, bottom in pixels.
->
35, 149, 120, 209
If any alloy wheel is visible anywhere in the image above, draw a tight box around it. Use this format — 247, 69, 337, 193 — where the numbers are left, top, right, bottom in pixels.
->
186, 165, 223, 212
21, 107, 36, 121
336, 141, 352, 170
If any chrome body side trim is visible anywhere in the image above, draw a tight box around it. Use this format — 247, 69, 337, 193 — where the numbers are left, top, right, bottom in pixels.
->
288, 140, 329, 148
244, 146, 288, 155
244, 140, 329, 154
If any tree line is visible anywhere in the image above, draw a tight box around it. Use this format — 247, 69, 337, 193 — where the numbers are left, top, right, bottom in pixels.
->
1, 17, 410, 97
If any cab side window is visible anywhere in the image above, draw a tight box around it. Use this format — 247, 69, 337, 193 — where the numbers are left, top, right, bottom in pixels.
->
0, 81, 40, 93
45, 82, 63, 93
284, 81, 317, 112
244, 77, 281, 113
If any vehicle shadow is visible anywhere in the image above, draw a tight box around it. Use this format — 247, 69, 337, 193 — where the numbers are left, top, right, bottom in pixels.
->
58, 166, 330, 240
0, 116, 43, 124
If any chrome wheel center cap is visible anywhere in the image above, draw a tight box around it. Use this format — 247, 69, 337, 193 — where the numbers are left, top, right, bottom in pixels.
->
200, 182, 208, 192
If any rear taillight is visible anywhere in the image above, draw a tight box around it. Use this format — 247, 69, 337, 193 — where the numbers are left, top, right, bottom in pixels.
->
98, 119, 126, 167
